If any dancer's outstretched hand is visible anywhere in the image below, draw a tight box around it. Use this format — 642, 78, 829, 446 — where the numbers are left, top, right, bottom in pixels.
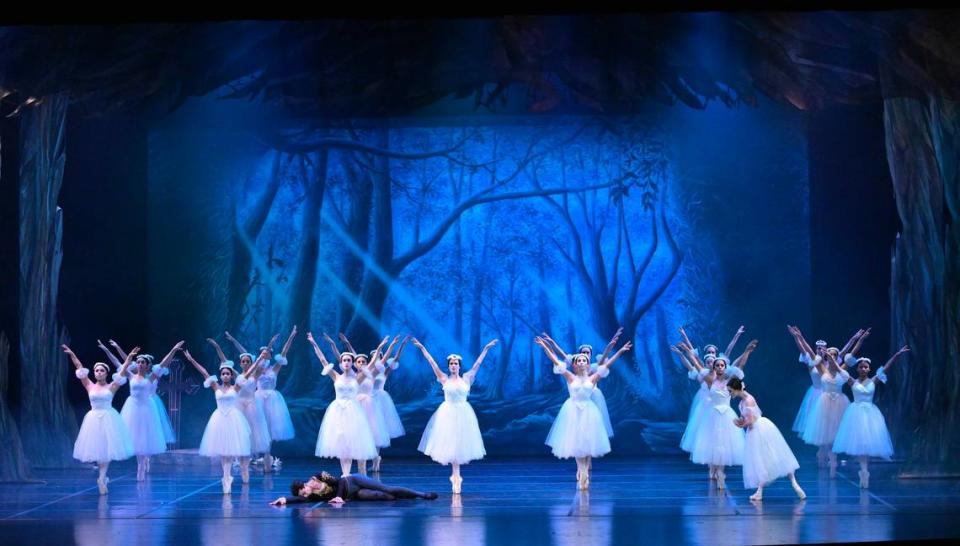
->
270, 497, 287, 506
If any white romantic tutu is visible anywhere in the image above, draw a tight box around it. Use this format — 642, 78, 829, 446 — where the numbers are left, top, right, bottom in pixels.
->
418, 400, 486, 465
198, 407, 252, 458
591, 387, 614, 437
256, 389, 295, 441
120, 396, 168, 456
357, 392, 391, 448
742, 417, 800, 488
689, 405, 745, 467
73, 407, 135, 463
315, 399, 379, 460
374, 390, 405, 438
802, 392, 850, 446
832, 402, 894, 459
150, 394, 176, 444
680, 388, 708, 453
238, 397, 273, 454
546, 398, 611, 458
791, 386, 821, 434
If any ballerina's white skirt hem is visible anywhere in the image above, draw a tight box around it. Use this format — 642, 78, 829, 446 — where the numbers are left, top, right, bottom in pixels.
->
315, 400, 379, 460
689, 406, 745, 467
791, 386, 821, 434
418, 401, 486, 465
742, 417, 800, 488
680, 390, 708, 453
256, 389, 296, 441
801, 392, 850, 446
374, 390, 405, 438
591, 387, 614, 438
546, 398, 611, 459
832, 402, 894, 459
198, 408, 252, 458
120, 397, 168, 456
73, 408, 135, 462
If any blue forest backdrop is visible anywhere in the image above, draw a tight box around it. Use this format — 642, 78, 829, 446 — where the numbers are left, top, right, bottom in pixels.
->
144, 96, 809, 456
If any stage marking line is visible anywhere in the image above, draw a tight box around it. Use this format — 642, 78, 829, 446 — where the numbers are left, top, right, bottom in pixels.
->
837, 471, 897, 511
136, 480, 222, 518
2, 473, 132, 520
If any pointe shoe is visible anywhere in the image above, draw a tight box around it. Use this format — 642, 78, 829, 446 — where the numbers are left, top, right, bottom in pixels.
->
859, 470, 870, 489
145, 457, 151, 473
716, 472, 726, 490
450, 475, 462, 494
576, 468, 582, 482
241, 467, 250, 484
97, 477, 109, 495
222, 476, 233, 494
749, 490, 762, 502
793, 482, 807, 499
372, 456, 381, 473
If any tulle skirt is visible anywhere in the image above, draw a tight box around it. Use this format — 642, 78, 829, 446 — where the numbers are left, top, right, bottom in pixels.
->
315, 399, 378, 460
73, 408, 134, 462
357, 393, 391, 448
791, 386, 821, 434
150, 394, 176, 443
418, 400, 486, 465
256, 389, 295, 441
120, 397, 168, 456
373, 390, 405, 438
832, 402, 894, 459
591, 387, 614, 437
238, 397, 272, 454
802, 392, 850, 446
198, 408, 252, 458
742, 417, 800, 488
689, 406, 745, 467
680, 389, 709, 453
545, 398, 611, 459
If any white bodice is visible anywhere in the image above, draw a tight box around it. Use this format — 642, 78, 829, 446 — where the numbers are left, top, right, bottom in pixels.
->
442, 377, 471, 404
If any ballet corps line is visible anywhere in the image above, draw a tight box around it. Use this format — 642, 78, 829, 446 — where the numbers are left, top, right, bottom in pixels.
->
62, 322, 908, 503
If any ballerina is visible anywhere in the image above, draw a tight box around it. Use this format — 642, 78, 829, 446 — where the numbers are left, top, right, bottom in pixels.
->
673, 344, 715, 456
307, 332, 378, 477
63, 344, 137, 494
831, 345, 909, 488
791, 326, 852, 478
413, 337, 498, 494
727, 376, 806, 501
354, 336, 393, 474
678, 337, 757, 490
100, 340, 183, 481
255, 326, 299, 471
103, 340, 177, 450
536, 336, 630, 490
183, 347, 260, 494
372, 335, 409, 471
539, 329, 624, 439
210, 334, 274, 479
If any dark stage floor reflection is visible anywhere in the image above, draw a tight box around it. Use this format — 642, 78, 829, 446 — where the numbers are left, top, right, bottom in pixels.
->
2, 456, 959, 545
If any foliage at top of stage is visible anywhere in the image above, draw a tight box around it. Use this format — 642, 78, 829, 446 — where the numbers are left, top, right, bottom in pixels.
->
2, 12, 960, 119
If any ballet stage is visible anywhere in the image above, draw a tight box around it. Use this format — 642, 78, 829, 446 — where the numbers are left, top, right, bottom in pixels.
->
1, 456, 958, 545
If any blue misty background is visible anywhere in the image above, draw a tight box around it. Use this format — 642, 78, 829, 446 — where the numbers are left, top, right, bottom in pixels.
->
144, 94, 809, 456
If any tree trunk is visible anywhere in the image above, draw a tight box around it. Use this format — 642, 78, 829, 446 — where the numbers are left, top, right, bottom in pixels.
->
226, 152, 284, 332
282, 151, 328, 395
0, 332, 32, 481
338, 158, 373, 328
884, 95, 960, 474
18, 94, 78, 467
346, 128, 393, 352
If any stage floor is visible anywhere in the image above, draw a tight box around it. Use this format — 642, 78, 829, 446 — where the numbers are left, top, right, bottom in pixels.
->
1, 455, 959, 545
